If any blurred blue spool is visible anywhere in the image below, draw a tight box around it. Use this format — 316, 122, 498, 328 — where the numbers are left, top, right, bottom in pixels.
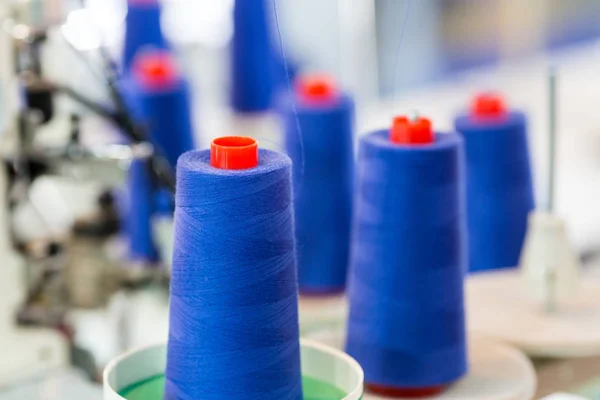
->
112, 186, 129, 235
123, 0, 168, 72
454, 94, 535, 273
165, 144, 303, 399
346, 127, 468, 390
154, 187, 174, 216
118, 50, 194, 265
231, 0, 276, 113
132, 50, 196, 169
282, 76, 354, 293
109, 84, 159, 264
127, 153, 159, 263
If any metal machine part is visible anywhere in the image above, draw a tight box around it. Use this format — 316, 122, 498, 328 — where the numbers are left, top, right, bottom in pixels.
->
1, 0, 166, 378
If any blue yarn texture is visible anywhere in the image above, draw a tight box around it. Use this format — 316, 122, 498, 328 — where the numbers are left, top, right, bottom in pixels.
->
127, 158, 159, 263
231, 0, 275, 112
123, 1, 168, 72
454, 112, 535, 273
283, 94, 354, 293
135, 77, 196, 169
117, 68, 193, 264
346, 130, 468, 388
165, 149, 303, 400
154, 187, 175, 216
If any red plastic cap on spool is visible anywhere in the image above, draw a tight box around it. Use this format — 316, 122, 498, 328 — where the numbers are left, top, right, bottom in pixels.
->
471, 92, 507, 119
210, 136, 259, 170
296, 74, 339, 104
133, 51, 178, 90
367, 383, 447, 398
390, 115, 434, 145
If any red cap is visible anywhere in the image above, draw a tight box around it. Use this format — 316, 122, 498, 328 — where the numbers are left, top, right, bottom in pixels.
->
296, 74, 339, 104
210, 136, 259, 170
471, 92, 507, 119
367, 383, 447, 398
390, 115, 434, 145
134, 51, 178, 90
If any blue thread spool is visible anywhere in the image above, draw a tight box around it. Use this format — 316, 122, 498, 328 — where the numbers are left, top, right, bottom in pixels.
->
123, 0, 168, 72
165, 137, 303, 399
132, 50, 196, 169
110, 87, 158, 264
154, 187, 174, 216
231, 0, 275, 113
345, 116, 467, 397
126, 144, 159, 263
112, 187, 129, 236
283, 74, 354, 294
454, 93, 535, 273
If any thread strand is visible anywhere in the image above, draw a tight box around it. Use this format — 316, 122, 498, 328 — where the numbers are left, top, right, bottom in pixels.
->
272, 0, 305, 192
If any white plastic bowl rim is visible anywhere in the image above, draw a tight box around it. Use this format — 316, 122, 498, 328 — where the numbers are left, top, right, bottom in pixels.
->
103, 338, 364, 400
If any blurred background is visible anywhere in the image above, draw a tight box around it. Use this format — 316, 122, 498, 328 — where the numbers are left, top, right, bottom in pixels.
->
13, 0, 600, 103
2, 0, 600, 398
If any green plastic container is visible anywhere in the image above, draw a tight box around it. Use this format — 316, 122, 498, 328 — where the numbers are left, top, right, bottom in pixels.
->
104, 339, 363, 400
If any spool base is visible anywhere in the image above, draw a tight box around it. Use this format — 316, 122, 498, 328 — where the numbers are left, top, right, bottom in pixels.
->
366, 383, 446, 398
467, 269, 600, 357
305, 328, 536, 400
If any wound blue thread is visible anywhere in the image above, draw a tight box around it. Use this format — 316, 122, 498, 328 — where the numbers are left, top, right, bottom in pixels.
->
133, 62, 196, 170
345, 130, 468, 388
123, 0, 168, 72
454, 111, 535, 273
127, 157, 159, 263
282, 93, 354, 293
154, 187, 174, 216
231, 0, 276, 113
164, 149, 303, 400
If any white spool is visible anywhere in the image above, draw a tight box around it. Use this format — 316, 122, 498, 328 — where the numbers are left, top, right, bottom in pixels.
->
104, 339, 364, 400
467, 268, 600, 357
305, 328, 537, 400
520, 211, 580, 312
